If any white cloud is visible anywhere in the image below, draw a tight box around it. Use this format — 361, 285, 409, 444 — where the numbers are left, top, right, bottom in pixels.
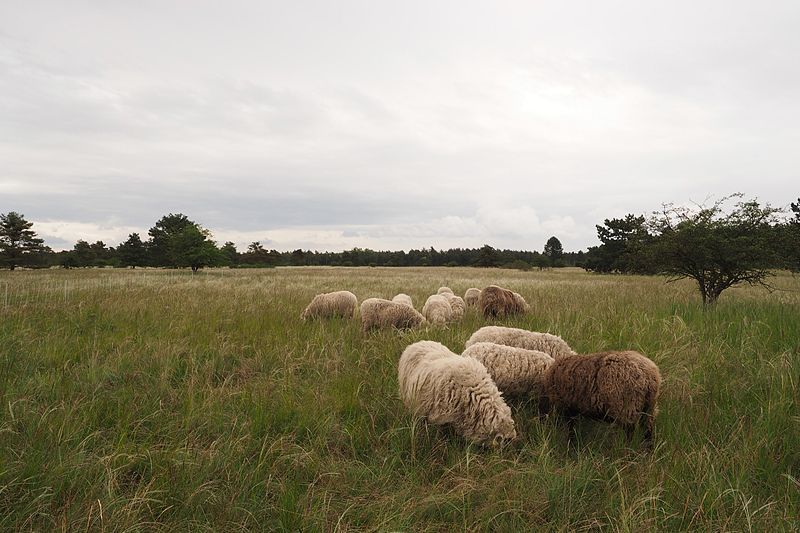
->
4, 1, 798, 253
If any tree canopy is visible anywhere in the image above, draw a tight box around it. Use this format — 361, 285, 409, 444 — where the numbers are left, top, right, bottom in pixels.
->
0, 212, 49, 270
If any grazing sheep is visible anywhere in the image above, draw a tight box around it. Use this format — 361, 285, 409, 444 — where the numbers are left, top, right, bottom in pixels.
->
540, 350, 661, 445
392, 293, 414, 307
301, 290, 358, 320
422, 294, 453, 326
398, 341, 517, 446
478, 285, 529, 318
360, 298, 426, 331
465, 326, 576, 360
437, 286, 454, 295
441, 293, 466, 321
464, 288, 481, 307
462, 342, 554, 397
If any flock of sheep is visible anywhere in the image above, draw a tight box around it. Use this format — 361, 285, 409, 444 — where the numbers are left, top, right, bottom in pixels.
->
301, 286, 661, 448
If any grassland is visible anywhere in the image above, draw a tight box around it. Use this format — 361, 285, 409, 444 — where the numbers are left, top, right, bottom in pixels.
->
0, 267, 798, 531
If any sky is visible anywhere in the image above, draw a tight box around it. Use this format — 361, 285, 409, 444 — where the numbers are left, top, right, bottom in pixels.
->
1, 1, 798, 252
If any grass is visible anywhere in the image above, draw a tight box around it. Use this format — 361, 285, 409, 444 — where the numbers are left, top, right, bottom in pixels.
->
0, 266, 798, 531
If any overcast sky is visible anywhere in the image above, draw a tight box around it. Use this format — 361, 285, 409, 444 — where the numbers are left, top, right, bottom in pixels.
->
1, 1, 797, 252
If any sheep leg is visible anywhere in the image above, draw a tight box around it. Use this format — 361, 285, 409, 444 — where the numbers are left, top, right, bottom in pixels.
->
564, 411, 578, 445
623, 423, 635, 444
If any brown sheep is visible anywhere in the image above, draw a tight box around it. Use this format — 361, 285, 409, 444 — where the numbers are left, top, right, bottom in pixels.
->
540, 350, 661, 446
478, 285, 529, 318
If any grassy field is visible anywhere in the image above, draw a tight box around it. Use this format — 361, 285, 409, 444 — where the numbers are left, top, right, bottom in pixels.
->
0, 267, 798, 531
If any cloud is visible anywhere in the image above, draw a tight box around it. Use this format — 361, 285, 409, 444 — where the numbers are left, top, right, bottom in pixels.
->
3, 1, 798, 254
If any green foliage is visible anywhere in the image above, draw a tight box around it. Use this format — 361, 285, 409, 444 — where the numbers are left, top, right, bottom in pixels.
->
0, 211, 49, 270
146, 213, 221, 271
219, 241, 239, 267
117, 233, 147, 268
584, 214, 654, 273
543, 236, 563, 266
648, 195, 784, 306
474, 244, 500, 267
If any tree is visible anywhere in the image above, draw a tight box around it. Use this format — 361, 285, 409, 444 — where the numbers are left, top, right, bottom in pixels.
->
648, 195, 784, 307
147, 213, 195, 266
171, 225, 221, 272
543, 236, 563, 267
0, 212, 48, 270
584, 215, 653, 273
474, 244, 500, 267
117, 233, 148, 268
219, 241, 239, 267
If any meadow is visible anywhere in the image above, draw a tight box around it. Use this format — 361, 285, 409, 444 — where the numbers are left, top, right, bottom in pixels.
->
0, 267, 797, 531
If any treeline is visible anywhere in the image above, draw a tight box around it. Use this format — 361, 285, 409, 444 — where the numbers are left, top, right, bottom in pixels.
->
0, 212, 579, 271
3, 194, 799, 306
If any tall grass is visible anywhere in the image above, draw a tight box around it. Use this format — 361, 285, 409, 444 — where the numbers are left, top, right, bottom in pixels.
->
1, 267, 797, 530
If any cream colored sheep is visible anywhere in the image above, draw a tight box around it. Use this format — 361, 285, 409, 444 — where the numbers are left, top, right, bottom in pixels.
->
360, 298, 426, 331
462, 342, 554, 397
422, 294, 453, 326
301, 290, 358, 320
540, 350, 661, 445
398, 341, 517, 446
437, 286, 454, 295
465, 326, 576, 359
391, 293, 414, 307
441, 293, 466, 321
464, 288, 481, 307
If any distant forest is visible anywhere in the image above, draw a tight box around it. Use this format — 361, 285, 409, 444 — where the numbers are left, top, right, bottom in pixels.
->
2, 194, 799, 305
0, 212, 580, 270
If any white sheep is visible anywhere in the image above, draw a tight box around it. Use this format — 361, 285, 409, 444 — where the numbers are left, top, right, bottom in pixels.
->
437, 286, 454, 295
391, 293, 414, 307
465, 326, 576, 359
301, 290, 358, 320
464, 288, 481, 307
398, 340, 517, 445
422, 294, 453, 325
360, 298, 426, 331
462, 342, 554, 397
441, 292, 466, 320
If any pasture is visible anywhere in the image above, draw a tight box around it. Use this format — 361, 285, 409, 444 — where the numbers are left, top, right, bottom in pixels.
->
1, 267, 798, 531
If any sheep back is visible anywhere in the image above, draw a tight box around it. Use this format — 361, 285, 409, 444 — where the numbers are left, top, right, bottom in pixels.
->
462, 342, 554, 397
478, 285, 528, 318
465, 326, 576, 359
442, 293, 466, 320
437, 286, 454, 295
542, 350, 661, 440
422, 294, 453, 326
360, 298, 426, 331
301, 290, 358, 320
391, 293, 414, 307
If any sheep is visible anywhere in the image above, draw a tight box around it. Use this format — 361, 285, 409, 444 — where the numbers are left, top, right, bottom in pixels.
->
301, 290, 358, 320
437, 286, 454, 295
360, 298, 426, 331
464, 288, 481, 307
398, 340, 517, 446
391, 293, 414, 307
441, 293, 466, 321
422, 294, 453, 326
540, 350, 661, 445
462, 342, 554, 398
465, 326, 576, 360
478, 285, 529, 318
